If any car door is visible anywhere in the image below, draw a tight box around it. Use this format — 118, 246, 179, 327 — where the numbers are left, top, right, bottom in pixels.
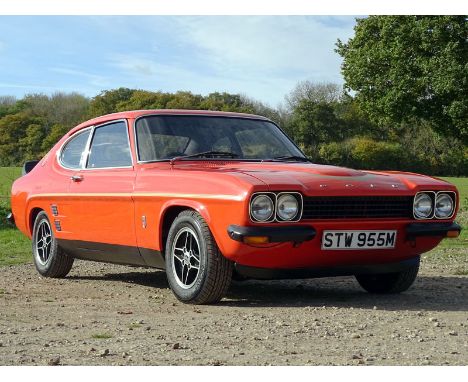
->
65, 119, 145, 265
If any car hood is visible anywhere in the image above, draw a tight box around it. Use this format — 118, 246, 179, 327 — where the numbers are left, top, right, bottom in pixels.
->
173, 161, 454, 195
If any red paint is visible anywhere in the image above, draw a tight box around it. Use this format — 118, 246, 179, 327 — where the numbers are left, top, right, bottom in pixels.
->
10, 110, 460, 270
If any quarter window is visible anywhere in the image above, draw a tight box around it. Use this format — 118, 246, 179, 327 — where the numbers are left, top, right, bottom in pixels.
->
60, 129, 91, 169
87, 121, 132, 168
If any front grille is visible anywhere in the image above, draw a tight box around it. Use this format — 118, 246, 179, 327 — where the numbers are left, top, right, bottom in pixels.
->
301, 196, 413, 220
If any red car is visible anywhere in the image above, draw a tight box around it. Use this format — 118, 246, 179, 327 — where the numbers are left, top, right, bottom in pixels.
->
9, 110, 461, 304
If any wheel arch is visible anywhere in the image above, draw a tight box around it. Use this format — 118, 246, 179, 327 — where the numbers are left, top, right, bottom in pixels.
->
159, 200, 212, 255
28, 207, 44, 236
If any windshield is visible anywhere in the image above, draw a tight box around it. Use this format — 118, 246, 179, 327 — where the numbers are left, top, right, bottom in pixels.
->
135, 115, 305, 162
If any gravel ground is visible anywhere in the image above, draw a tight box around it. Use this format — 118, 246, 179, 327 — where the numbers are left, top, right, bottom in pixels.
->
0, 258, 467, 366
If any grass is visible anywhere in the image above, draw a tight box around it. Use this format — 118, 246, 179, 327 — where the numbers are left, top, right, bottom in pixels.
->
0, 167, 466, 270
0, 167, 32, 265
438, 177, 468, 247
91, 333, 114, 339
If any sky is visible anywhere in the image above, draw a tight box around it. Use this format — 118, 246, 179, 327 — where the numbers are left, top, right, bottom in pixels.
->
0, 16, 357, 107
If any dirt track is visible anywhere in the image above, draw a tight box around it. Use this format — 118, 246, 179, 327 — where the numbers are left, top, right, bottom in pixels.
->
0, 258, 467, 366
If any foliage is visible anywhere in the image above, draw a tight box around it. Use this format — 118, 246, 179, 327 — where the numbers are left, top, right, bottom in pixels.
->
285, 81, 342, 109
1, 16, 467, 176
319, 137, 405, 171
336, 16, 468, 143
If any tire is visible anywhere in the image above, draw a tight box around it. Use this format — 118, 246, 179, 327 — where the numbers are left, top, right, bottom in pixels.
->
165, 210, 232, 304
355, 258, 420, 294
32, 211, 74, 278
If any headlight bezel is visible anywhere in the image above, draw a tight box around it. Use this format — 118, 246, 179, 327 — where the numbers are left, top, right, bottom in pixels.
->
249, 193, 276, 222
249, 192, 303, 223
413, 191, 435, 220
434, 192, 456, 219
276, 192, 302, 222
413, 191, 456, 220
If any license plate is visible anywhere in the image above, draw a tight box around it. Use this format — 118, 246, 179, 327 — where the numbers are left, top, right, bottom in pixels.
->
321, 230, 397, 250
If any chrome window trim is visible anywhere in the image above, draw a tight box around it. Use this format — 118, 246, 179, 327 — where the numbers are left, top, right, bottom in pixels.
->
56, 126, 93, 171
413, 191, 437, 220
275, 192, 303, 223
434, 191, 457, 220
249, 192, 277, 223
82, 119, 134, 171
133, 113, 306, 164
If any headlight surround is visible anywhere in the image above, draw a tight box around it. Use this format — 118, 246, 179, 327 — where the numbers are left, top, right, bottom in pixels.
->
250, 194, 274, 222
435, 193, 454, 219
276, 193, 299, 221
414, 192, 434, 219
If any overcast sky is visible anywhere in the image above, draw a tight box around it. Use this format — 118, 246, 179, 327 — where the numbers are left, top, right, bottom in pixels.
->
0, 16, 357, 106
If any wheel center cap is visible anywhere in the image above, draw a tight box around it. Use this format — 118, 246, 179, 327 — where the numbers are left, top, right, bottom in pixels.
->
183, 251, 190, 263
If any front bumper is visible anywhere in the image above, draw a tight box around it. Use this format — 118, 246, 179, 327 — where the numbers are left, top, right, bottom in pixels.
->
227, 224, 316, 244
6, 212, 14, 226
228, 221, 461, 244
405, 222, 461, 239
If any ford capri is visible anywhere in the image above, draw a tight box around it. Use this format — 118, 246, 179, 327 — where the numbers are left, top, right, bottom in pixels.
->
8, 110, 461, 304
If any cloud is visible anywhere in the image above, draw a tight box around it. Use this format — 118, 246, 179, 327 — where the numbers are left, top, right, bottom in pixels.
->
104, 16, 355, 105
49, 67, 109, 87
171, 16, 354, 81
0, 16, 356, 105
108, 52, 297, 106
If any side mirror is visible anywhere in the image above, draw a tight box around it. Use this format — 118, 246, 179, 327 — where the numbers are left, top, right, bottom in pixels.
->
22, 160, 40, 175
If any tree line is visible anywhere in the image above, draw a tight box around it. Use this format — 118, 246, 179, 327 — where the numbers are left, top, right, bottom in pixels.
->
0, 16, 466, 176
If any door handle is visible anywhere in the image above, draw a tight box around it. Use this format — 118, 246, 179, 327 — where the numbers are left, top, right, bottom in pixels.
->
71, 175, 83, 182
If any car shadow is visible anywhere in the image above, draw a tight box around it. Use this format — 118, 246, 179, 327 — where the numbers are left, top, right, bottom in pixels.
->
67, 269, 170, 289
67, 268, 468, 312
223, 275, 468, 312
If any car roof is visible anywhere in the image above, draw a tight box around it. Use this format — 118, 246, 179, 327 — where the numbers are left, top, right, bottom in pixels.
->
69, 109, 271, 136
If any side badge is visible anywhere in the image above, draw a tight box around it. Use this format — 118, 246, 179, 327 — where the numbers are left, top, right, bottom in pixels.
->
54, 220, 62, 231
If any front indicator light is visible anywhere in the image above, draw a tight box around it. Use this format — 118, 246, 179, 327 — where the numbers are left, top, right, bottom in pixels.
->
446, 230, 460, 238
243, 236, 270, 245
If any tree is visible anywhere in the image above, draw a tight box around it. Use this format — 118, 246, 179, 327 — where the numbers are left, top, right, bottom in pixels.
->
21, 92, 89, 129
0, 112, 46, 166
336, 16, 468, 143
289, 100, 343, 159
88, 87, 135, 117
285, 81, 342, 110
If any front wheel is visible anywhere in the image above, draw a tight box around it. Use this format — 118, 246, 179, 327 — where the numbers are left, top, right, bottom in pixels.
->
355, 258, 420, 294
165, 210, 232, 304
32, 211, 74, 278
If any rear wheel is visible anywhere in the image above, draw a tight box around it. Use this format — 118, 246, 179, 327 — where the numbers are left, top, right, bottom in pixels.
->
165, 210, 232, 304
355, 258, 420, 294
32, 211, 74, 278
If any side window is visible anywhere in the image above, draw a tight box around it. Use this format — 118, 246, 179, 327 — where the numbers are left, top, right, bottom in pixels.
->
60, 129, 91, 169
87, 121, 132, 168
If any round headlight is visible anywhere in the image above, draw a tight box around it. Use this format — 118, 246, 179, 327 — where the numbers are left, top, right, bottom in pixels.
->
250, 194, 274, 222
414, 193, 433, 219
277, 194, 299, 221
435, 193, 453, 218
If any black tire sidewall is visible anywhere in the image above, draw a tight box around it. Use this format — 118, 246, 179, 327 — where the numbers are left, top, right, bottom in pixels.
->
165, 214, 209, 302
32, 211, 57, 275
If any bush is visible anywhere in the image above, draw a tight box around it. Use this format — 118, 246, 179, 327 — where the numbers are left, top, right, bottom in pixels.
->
319, 137, 405, 170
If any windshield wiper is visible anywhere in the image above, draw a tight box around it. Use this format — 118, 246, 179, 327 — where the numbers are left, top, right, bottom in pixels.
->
170, 151, 239, 163
263, 155, 311, 163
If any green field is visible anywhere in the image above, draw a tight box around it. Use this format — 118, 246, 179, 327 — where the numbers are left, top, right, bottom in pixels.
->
0, 167, 466, 269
